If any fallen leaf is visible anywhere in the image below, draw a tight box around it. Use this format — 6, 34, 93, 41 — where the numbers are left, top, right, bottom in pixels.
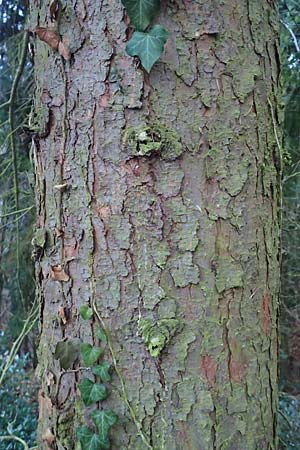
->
50, 0, 60, 21
58, 305, 67, 324
54, 227, 63, 238
50, 264, 70, 282
35, 27, 60, 51
58, 36, 70, 60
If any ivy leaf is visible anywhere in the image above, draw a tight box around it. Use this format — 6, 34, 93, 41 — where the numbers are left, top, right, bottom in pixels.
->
92, 362, 112, 382
121, 0, 160, 31
79, 379, 107, 406
95, 326, 107, 343
79, 305, 93, 320
54, 340, 79, 370
126, 25, 168, 72
91, 409, 118, 447
80, 343, 104, 367
77, 427, 109, 450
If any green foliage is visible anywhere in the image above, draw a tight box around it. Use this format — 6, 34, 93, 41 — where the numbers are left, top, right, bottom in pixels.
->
78, 379, 107, 406
79, 305, 93, 320
0, 0, 36, 348
0, 335, 37, 450
77, 338, 118, 449
77, 427, 109, 450
126, 24, 168, 73
278, 393, 300, 450
92, 362, 112, 382
95, 326, 107, 343
54, 340, 79, 370
121, 0, 160, 31
91, 410, 118, 447
121, 0, 168, 71
80, 343, 104, 366
278, 1, 300, 447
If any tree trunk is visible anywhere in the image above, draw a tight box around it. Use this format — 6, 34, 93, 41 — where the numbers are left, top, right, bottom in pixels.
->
30, 1, 281, 449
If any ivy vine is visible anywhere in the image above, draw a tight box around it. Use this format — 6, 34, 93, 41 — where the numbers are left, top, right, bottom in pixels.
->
77, 306, 118, 450
121, 0, 168, 72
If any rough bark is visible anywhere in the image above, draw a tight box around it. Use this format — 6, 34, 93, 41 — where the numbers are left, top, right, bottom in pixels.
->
30, 1, 281, 449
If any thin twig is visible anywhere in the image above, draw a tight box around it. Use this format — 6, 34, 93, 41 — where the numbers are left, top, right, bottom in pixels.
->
281, 19, 300, 52
8, 30, 29, 306
0, 302, 39, 387
0, 205, 34, 219
0, 435, 29, 450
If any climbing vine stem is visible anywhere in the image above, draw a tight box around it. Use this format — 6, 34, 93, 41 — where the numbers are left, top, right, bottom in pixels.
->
90, 279, 154, 450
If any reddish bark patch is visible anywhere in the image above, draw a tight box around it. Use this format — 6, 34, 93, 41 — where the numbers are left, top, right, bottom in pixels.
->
262, 292, 272, 335
229, 360, 247, 383
176, 422, 193, 450
99, 93, 110, 107
201, 354, 216, 387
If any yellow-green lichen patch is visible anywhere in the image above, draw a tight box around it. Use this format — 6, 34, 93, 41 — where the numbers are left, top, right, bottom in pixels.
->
139, 318, 181, 357
123, 123, 183, 161
32, 227, 47, 248
215, 259, 243, 293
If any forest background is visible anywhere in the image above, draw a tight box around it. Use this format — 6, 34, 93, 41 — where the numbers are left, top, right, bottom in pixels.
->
0, 0, 299, 449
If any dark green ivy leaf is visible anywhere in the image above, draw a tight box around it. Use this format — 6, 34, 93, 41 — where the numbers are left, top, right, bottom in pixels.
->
80, 343, 104, 367
79, 305, 93, 320
91, 409, 118, 446
79, 378, 107, 406
92, 361, 111, 382
121, 0, 160, 31
77, 426, 109, 450
95, 326, 107, 343
54, 340, 79, 370
126, 25, 168, 72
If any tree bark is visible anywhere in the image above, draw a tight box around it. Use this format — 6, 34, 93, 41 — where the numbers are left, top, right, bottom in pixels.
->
30, 1, 281, 449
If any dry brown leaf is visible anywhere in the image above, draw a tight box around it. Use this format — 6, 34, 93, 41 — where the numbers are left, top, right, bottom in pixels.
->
58, 305, 67, 324
46, 371, 55, 388
50, 0, 60, 21
50, 264, 70, 282
35, 27, 59, 51
54, 227, 63, 238
58, 36, 70, 60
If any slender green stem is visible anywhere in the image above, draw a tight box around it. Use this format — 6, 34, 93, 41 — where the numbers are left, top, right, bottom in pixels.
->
91, 281, 153, 450
0, 435, 29, 450
8, 30, 29, 306
0, 302, 39, 387
0, 205, 34, 219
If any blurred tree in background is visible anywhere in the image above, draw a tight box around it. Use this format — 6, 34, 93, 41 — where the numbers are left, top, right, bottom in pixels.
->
0, 0, 36, 351
0, 1, 37, 448
279, 0, 300, 448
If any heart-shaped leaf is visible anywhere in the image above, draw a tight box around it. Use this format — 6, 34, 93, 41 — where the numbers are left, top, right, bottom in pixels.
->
126, 25, 168, 72
121, 0, 160, 31
91, 409, 118, 444
54, 340, 79, 370
95, 326, 107, 343
79, 379, 107, 406
79, 305, 93, 320
77, 427, 109, 450
81, 343, 104, 367
92, 362, 111, 382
